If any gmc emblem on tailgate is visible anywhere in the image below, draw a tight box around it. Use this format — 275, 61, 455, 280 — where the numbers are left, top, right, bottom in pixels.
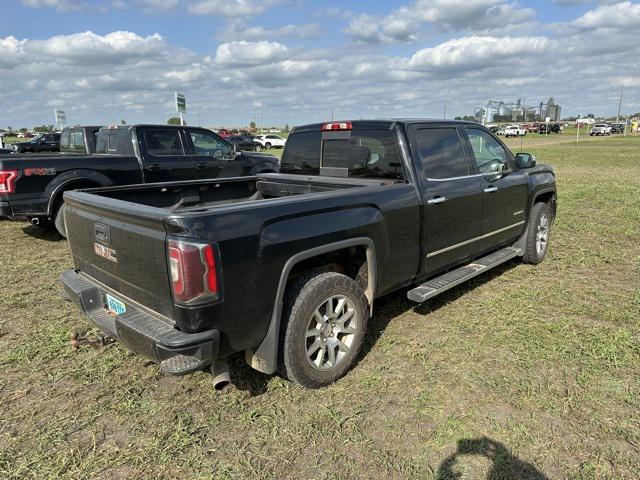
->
94, 243, 117, 263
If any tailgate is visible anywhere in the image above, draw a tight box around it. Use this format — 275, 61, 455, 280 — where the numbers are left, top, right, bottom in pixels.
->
64, 191, 174, 318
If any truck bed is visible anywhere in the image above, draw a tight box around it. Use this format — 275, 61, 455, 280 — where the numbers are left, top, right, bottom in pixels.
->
78, 173, 393, 213
63, 172, 413, 330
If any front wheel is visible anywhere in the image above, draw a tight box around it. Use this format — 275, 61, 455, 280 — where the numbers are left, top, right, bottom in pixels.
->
278, 272, 368, 388
265, 142, 272, 149
522, 202, 551, 264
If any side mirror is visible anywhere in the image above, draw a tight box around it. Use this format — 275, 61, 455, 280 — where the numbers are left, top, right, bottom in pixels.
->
515, 152, 536, 169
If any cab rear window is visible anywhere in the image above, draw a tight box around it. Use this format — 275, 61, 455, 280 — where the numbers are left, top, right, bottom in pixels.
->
281, 129, 403, 180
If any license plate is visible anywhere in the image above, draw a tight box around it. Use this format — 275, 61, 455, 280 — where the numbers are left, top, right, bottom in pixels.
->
106, 294, 127, 316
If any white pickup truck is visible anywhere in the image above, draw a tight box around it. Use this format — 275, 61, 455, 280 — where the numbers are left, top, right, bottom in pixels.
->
503, 125, 526, 137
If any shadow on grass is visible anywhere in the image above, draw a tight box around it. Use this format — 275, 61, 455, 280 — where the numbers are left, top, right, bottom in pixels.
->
21, 224, 63, 241
229, 259, 520, 397
436, 436, 548, 480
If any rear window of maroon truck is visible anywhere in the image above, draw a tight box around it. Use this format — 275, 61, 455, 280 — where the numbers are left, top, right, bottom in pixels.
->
281, 129, 403, 180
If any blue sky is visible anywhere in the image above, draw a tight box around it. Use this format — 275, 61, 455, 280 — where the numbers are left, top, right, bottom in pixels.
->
1, 0, 639, 128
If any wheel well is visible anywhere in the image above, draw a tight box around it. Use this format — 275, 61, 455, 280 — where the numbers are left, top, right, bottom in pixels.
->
50, 180, 102, 215
533, 191, 557, 223
287, 245, 373, 307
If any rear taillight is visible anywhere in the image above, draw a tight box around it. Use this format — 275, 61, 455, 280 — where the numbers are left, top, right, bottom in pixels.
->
0, 170, 18, 194
167, 240, 221, 305
321, 122, 352, 131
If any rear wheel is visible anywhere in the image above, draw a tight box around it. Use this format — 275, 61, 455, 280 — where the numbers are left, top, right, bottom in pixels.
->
278, 272, 368, 388
522, 202, 551, 264
265, 142, 272, 149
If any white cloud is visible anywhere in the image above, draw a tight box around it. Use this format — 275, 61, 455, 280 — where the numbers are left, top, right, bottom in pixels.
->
23, 31, 169, 65
188, 0, 280, 16
135, 0, 180, 13
345, 13, 417, 44
570, 1, 640, 30
20, 0, 86, 11
0, 37, 23, 68
408, 36, 551, 72
345, 0, 536, 44
221, 21, 321, 40
215, 40, 288, 66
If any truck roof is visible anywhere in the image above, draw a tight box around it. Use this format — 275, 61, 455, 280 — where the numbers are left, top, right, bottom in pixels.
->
292, 118, 480, 132
99, 124, 211, 131
63, 125, 103, 130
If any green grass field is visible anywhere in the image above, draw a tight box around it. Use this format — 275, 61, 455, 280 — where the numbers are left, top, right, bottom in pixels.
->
1, 134, 639, 479
1, 136, 24, 145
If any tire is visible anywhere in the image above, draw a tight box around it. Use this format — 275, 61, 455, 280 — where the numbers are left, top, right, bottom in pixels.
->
522, 202, 551, 264
265, 142, 272, 149
255, 145, 262, 152
278, 272, 368, 388
54, 202, 67, 238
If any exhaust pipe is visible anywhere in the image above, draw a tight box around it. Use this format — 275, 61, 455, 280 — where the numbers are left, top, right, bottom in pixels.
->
211, 359, 231, 391
31, 218, 40, 226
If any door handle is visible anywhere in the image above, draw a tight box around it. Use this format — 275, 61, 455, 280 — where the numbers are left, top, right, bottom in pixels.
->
195, 162, 208, 169
427, 196, 446, 205
483, 186, 498, 193
145, 164, 164, 171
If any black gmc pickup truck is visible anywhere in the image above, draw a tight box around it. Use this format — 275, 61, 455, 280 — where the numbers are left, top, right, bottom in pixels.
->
60, 119, 557, 389
0, 125, 279, 235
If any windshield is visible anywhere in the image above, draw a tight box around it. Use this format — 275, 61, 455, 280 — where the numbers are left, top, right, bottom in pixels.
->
29, 134, 44, 143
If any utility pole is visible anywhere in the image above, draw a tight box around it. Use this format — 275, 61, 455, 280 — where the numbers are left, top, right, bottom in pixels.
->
331, 106, 334, 121
443, 100, 447, 119
617, 86, 624, 123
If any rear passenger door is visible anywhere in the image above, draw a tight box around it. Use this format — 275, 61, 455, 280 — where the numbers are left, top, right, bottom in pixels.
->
462, 127, 528, 250
408, 125, 483, 276
139, 128, 195, 183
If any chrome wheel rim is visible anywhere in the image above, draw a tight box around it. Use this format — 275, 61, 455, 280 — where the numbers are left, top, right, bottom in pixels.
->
305, 294, 358, 371
536, 213, 549, 255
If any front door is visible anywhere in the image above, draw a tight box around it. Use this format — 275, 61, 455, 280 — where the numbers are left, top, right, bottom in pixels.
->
408, 125, 484, 276
139, 127, 195, 183
186, 128, 242, 179
463, 127, 528, 250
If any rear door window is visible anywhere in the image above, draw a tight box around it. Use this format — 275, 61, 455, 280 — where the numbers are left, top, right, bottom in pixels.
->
144, 129, 184, 156
410, 127, 469, 179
